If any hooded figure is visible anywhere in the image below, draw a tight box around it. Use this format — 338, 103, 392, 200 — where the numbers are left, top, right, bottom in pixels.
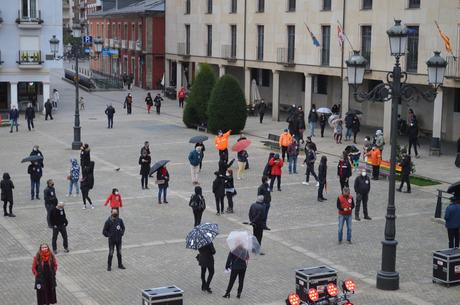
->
68, 159, 80, 197
1, 173, 15, 217
189, 186, 206, 226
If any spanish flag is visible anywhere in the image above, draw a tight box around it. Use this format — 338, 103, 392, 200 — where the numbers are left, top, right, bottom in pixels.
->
435, 21, 454, 57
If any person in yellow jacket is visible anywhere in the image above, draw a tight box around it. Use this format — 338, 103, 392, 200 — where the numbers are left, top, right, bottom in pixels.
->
215, 130, 232, 161
367, 146, 382, 180
279, 129, 293, 161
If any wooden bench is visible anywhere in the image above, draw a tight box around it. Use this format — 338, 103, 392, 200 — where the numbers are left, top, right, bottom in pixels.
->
365, 160, 402, 179
261, 133, 280, 150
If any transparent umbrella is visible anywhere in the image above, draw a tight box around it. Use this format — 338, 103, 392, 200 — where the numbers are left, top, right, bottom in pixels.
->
226, 230, 261, 259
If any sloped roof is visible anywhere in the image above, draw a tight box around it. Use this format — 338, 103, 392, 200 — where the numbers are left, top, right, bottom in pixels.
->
90, 0, 164, 16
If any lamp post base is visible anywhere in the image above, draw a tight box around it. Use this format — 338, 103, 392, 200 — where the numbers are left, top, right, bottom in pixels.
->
72, 126, 82, 150
430, 137, 441, 156
376, 240, 399, 290
72, 140, 82, 150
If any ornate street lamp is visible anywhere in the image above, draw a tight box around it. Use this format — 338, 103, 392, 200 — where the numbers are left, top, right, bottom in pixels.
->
346, 20, 447, 291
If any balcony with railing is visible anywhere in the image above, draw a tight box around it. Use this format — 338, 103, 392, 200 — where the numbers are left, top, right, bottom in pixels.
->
136, 40, 143, 52
177, 42, 190, 58
222, 44, 236, 62
104, 38, 109, 47
16, 10, 43, 28
445, 56, 460, 79
277, 47, 295, 66
121, 40, 128, 49
128, 40, 135, 50
109, 38, 114, 48
113, 39, 120, 49
17, 50, 43, 69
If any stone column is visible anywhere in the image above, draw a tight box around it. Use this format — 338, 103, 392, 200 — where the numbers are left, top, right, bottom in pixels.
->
341, 78, 350, 116
9, 82, 18, 109
176, 61, 182, 88
42, 82, 50, 114
245, 67, 251, 106
195, 62, 201, 77
383, 99, 392, 144
272, 70, 280, 121
430, 87, 443, 155
164, 59, 170, 87
304, 73, 312, 114
219, 65, 226, 77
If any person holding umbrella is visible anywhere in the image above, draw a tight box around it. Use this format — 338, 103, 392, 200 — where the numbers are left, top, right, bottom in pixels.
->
189, 135, 208, 171
445, 182, 460, 248
233, 138, 250, 180
195, 142, 205, 171
189, 186, 206, 226
156, 165, 169, 204
215, 130, 232, 162
198, 242, 215, 293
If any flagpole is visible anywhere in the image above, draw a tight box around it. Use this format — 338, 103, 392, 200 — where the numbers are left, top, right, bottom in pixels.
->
340, 0, 346, 115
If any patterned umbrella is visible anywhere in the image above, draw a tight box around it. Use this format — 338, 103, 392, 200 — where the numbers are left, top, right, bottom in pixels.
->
185, 223, 219, 250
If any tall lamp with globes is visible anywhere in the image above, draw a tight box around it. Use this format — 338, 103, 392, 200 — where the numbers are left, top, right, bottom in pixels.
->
345, 20, 447, 291
49, 24, 103, 150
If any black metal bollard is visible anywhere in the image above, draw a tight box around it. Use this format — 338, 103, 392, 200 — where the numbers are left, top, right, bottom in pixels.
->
434, 189, 443, 218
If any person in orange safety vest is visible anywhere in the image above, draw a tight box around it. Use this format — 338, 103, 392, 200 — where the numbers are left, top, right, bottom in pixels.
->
215, 130, 232, 161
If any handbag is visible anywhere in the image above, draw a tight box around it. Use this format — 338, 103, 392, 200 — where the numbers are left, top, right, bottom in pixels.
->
155, 180, 165, 185
34, 277, 43, 290
66, 175, 71, 181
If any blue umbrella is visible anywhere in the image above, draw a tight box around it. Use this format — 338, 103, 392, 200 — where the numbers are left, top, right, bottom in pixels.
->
185, 223, 219, 250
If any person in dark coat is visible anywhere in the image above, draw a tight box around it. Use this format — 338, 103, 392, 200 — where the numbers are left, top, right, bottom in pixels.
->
351, 115, 360, 144
154, 94, 163, 114
44, 99, 53, 120
249, 195, 266, 250
80, 161, 95, 209
223, 246, 249, 299
80, 144, 91, 168
124, 93, 133, 114
9, 105, 19, 133
32, 243, 57, 305
30, 145, 44, 168
287, 139, 299, 174
319, 113, 327, 137
317, 156, 327, 202
218, 158, 234, 175
212, 171, 225, 215
345, 113, 354, 141
1, 173, 15, 217
156, 166, 169, 204
307, 104, 318, 137
195, 142, 205, 171
102, 209, 126, 271
104, 104, 115, 129
257, 176, 272, 230
296, 108, 306, 141
44, 179, 58, 228
139, 151, 151, 189
257, 99, 267, 123
456, 137, 460, 168
444, 191, 460, 248
397, 154, 412, 193
50, 203, 69, 253
189, 186, 206, 226
145, 92, 153, 114
224, 169, 236, 213
407, 121, 419, 158
25, 103, 36, 131
337, 152, 352, 192
303, 143, 319, 186
354, 169, 371, 220
331, 104, 339, 115
141, 141, 151, 156
28, 161, 42, 200
197, 242, 215, 293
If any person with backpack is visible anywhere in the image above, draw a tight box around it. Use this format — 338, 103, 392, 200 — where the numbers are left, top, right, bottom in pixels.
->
105, 104, 116, 129
263, 152, 275, 179
145, 92, 153, 114
337, 152, 352, 192
154, 93, 163, 114
302, 143, 319, 186
189, 146, 202, 185
189, 186, 206, 226
178, 87, 186, 108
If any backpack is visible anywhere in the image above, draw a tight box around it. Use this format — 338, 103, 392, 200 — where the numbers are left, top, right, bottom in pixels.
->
189, 194, 205, 211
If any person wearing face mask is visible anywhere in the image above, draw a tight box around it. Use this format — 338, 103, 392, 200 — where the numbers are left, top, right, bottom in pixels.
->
139, 151, 151, 189
224, 169, 236, 213
104, 188, 123, 213
307, 104, 318, 137
407, 120, 419, 158
188, 146, 202, 185
30, 145, 44, 168
268, 153, 284, 191
337, 187, 355, 244
28, 161, 43, 200
354, 169, 372, 221
44, 180, 58, 228
32, 243, 58, 305
257, 176, 272, 230
50, 202, 69, 253
102, 209, 126, 271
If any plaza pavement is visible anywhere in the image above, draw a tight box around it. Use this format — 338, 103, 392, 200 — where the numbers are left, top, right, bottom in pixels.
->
0, 70, 459, 305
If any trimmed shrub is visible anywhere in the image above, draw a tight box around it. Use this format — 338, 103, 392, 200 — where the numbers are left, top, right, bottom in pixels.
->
183, 64, 216, 127
207, 74, 247, 134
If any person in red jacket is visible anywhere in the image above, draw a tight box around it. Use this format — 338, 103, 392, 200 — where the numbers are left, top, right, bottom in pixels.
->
104, 188, 123, 212
337, 187, 355, 244
32, 243, 58, 305
268, 153, 284, 191
178, 87, 186, 108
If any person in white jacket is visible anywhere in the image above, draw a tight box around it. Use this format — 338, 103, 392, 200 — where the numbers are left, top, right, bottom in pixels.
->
52, 89, 60, 109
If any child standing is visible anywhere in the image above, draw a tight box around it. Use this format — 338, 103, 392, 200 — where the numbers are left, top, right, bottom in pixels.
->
67, 159, 80, 197
104, 188, 123, 212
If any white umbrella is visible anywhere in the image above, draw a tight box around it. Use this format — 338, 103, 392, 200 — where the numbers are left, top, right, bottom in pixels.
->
328, 114, 339, 127
226, 230, 261, 259
250, 79, 262, 107
317, 107, 332, 114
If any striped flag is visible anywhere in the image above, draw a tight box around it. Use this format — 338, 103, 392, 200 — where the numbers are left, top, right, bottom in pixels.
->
435, 21, 454, 57
304, 23, 320, 47
337, 24, 345, 47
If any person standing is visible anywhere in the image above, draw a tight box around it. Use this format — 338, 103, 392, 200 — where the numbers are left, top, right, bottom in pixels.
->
303, 143, 319, 186
44, 99, 53, 120
317, 156, 328, 202
212, 171, 225, 215
257, 176, 272, 230
28, 161, 42, 200
319, 113, 327, 138
102, 209, 126, 271
351, 115, 360, 144
397, 154, 412, 193
287, 139, 299, 174
25, 103, 36, 131
67, 159, 80, 197
334, 120, 343, 144
188, 146, 202, 185
32, 243, 58, 305
307, 104, 318, 137
145, 92, 153, 114
79, 97, 85, 110
223, 246, 249, 299
1, 173, 15, 217
214, 129, 232, 161
140, 141, 150, 156
249, 195, 266, 251
269, 154, 284, 191
178, 86, 186, 108
80, 144, 91, 168
368, 146, 382, 180
295, 107, 306, 142
105, 104, 115, 129
224, 169, 236, 213
44, 180, 58, 228
52, 89, 60, 108
139, 151, 151, 189
189, 186, 206, 226
154, 93, 163, 115
258, 99, 266, 123
354, 169, 372, 221
345, 113, 354, 141
278, 129, 293, 161
444, 192, 460, 248
80, 162, 94, 209
337, 152, 352, 192
197, 242, 215, 293
50, 203, 69, 253
124, 93, 133, 115
374, 130, 385, 152
156, 166, 169, 204
30, 145, 44, 168
236, 149, 248, 180
337, 187, 355, 244
195, 142, 205, 171
104, 188, 123, 212
9, 105, 19, 133
407, 121, 419, 158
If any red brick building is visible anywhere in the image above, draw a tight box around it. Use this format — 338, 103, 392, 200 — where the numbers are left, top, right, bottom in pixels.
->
88, 0, 164, 89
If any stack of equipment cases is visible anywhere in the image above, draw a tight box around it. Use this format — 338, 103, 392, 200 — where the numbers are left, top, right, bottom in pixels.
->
433, 248, 460, 287
142, 286, 183, 305
296, 266, 337, 302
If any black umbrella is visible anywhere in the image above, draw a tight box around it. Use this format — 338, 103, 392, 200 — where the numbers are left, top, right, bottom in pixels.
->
149, 160, 169, 176
21, 155, 44, 163
186, 223, 219, 250
189, 135, 208, 144
447, 181, 460, 199
346, 109, 363, 115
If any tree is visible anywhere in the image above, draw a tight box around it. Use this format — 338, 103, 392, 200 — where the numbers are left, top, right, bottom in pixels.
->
207, 75, 247, 134
183, 64, 216, 128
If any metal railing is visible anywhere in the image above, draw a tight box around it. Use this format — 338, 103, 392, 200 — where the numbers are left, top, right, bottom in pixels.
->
91, 71, 124, 89
222, 44, 236, 61
277, 47, 295, 65
177, 42, 190, 56
136, 40, 142, 51
109, 38, 114, 47
104, 38, 109, 47
16, 9, 43, 23
128, 40, 135, 50
121, 40, 128, 49
17, 50, 43, 64
434, 189, 453, 220
446, 55, 460, 79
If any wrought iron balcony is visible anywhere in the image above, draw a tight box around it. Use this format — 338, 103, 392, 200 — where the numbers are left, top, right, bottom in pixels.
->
121, 40, 128, 49
136, 40, 143, 52
17, 50, 43, 68
222, 44, 237, 62
177, 42, 190, 57
16, 10, 43, 28
277, 47, 295, 66
128, 40, 135, 50
445, 55, 460, 79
